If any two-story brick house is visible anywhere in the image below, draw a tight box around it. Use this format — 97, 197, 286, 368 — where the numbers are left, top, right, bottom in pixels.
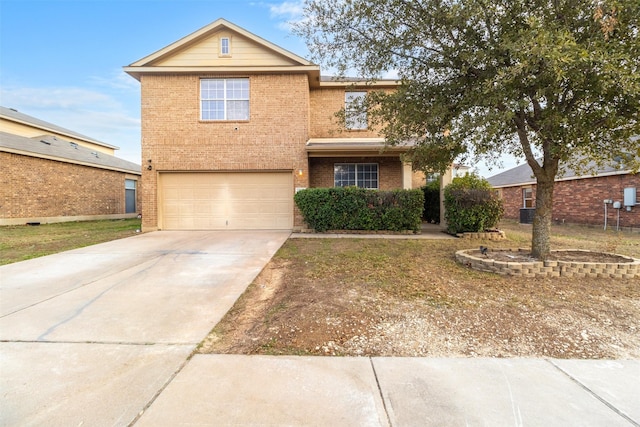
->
125, 19, 418, 232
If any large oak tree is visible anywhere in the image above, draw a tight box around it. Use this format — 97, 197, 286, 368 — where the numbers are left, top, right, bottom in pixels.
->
294, 0, 639, 259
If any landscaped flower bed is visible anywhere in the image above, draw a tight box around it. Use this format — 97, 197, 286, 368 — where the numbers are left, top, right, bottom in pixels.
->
456, 248, 640, 278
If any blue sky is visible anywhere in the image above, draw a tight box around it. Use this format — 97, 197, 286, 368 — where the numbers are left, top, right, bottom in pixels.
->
1, 0, 518, 175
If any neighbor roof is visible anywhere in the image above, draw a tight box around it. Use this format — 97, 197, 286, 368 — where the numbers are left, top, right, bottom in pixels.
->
0, 106, 118, 150
0, 131, 140, 174
487, 158, 633, 188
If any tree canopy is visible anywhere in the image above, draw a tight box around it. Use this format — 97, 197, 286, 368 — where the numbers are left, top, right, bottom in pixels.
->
295, 0, 640, 258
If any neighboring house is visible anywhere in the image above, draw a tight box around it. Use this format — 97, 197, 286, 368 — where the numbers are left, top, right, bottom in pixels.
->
0, 106, 141, 225
487, 159, 639, 230
124, 19, 442, 232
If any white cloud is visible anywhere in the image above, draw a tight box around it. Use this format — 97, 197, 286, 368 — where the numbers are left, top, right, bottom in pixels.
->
269, 0, 304, 18
267, 0, 306, 31
89, 69, 140, 91
1, 86, 120, 111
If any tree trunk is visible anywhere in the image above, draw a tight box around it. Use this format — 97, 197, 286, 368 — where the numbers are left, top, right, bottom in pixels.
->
531, 177, 555, 260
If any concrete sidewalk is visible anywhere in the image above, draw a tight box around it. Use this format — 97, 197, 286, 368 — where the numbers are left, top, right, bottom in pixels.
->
135, 355, 639, 426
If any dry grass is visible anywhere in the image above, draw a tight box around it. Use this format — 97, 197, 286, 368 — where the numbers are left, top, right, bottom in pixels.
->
199, 221, 640, 359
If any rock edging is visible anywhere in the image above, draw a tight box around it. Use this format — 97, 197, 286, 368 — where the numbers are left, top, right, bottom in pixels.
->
455, 248, 640, 278
456, 230, 506, 240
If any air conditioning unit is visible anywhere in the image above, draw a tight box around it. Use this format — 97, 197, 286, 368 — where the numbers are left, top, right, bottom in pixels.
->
623, 187, 636, 207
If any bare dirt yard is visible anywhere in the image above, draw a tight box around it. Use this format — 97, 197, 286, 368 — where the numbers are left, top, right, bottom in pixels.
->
198, 222, 640, 359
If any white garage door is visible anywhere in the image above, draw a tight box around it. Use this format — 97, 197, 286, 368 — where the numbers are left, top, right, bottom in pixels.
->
159, 172, 293, 230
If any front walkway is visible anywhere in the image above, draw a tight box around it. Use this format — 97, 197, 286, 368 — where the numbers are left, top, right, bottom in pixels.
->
291, 222, 455, 239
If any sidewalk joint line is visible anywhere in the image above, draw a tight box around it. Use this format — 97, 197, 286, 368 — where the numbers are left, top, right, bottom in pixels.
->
127, 356, 191, 426
547, 359, 639, 427
369, 357, 393, 427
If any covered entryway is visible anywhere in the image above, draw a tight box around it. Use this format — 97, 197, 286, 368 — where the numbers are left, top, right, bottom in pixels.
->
159, 172, 293, 230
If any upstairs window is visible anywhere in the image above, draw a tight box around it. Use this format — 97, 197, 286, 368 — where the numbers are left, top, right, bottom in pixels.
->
220, 37, 230, 56
200, 78, 249, 121
334, 163, 378, 189
345, 91, 367, 130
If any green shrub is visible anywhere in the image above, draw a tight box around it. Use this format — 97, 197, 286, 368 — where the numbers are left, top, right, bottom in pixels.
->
422, 180, 440, 223
294, 187, 424, 232
443, 174, 503, 234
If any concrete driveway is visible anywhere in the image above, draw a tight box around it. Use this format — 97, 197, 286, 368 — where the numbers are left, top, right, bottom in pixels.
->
0, 230, 290, 426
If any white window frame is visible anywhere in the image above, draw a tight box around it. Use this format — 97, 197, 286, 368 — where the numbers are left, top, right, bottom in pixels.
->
334, 163, 379, 189
125, 179, 137, 213
522, 187, 534, 208
220, 37, 230, 56
200, 78, 249, 121
345, 91, 367, 130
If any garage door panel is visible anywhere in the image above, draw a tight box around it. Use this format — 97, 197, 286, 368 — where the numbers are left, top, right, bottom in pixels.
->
160, 172, 293, 230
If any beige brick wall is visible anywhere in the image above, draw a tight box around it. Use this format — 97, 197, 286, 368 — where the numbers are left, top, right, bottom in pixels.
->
140, 73, 311, 230
0, 152, 141, 219
309, 88, 384, 138
309, 157, 403, 190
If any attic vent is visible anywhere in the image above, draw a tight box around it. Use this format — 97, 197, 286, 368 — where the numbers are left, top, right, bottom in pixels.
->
40, 139, 51, 145
70, 142, 78, 149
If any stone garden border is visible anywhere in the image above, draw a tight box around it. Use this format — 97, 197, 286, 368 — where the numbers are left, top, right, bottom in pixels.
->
455, 248, 640, 279
456, 230, 506, 240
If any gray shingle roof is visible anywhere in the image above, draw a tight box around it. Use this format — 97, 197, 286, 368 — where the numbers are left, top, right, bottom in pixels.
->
0, 131, 140, 174
0, 106, 117, 150
487, 158, 632, 188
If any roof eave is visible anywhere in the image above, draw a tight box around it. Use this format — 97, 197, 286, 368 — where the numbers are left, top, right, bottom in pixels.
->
490, 169, 634, 188
305, 138, 410, 157
315, 79, 401, 89
0, 113, 119, 150
0, 146, 141, 175
124, 66, 321, 82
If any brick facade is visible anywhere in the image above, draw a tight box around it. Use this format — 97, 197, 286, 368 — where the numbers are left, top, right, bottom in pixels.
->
132, 20, 417, 231
499, 174, 640, 229
1, 152, 141, 221
140, 73, 311, 230
309, 88, 383, 138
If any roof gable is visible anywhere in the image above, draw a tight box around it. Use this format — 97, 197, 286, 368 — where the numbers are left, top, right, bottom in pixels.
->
129, 18, 315, 68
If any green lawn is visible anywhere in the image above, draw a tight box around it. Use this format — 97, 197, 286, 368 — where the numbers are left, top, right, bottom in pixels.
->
0, 218, 142, 265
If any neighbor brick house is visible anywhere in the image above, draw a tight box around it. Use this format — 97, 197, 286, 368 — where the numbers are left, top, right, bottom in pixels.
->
0, 106, 141, 225
488, 159, 639, 230
125, 19, 441, 232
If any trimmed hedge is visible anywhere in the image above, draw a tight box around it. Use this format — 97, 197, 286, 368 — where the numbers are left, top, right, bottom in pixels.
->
443, 174, 504, 234
294, 187, 424, 232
